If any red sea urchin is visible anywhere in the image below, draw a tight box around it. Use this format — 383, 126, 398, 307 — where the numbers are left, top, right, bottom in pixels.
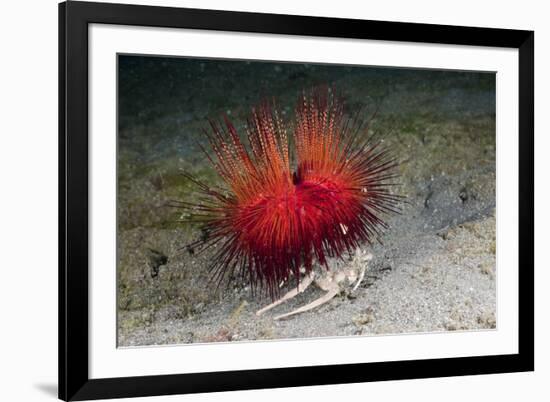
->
180, 88, 401, 297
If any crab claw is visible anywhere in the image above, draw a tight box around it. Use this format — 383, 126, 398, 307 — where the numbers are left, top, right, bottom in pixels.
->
273, 285, 339, 320
255, 271, 315, 316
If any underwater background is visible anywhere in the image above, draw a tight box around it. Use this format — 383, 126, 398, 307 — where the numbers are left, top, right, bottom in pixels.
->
117, 55, 496, 346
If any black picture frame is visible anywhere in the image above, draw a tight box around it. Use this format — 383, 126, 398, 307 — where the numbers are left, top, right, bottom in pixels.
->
59, 1, 534, 400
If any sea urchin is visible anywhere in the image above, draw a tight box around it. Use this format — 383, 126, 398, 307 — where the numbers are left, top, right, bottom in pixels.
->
179, 88, 401, 298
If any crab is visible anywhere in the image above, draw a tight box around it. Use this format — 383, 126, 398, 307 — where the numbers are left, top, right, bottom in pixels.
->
256, 248, 373, 320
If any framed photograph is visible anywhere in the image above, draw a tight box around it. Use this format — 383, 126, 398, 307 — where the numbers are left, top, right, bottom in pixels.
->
59, 1, 534, 400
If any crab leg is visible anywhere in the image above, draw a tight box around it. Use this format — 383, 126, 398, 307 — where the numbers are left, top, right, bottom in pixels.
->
352, 265, 366, 292
352, 252, 372, 292
273, 283, 339, 320
255, 271, 316, 316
